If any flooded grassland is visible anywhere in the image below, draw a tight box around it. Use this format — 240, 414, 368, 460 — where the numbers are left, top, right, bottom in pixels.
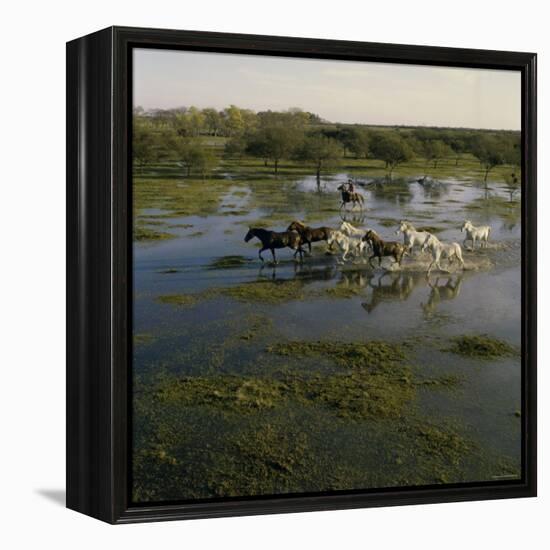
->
132, 158, 522, 503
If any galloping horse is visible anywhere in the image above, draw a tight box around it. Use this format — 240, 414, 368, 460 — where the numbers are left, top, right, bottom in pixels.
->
337, 183, 364, 212
395, 221, 432, 254
421, 234, 464, 276
327, 230, 368, 262
287, 221, 333, 254
363, 230, 407, 269
244, 227, 304, 263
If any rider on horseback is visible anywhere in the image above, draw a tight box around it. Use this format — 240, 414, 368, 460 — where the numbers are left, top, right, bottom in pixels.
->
347, 178, 355, 194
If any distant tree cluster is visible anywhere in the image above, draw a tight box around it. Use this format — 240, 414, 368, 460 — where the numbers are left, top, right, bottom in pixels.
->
133, 104, 521, 182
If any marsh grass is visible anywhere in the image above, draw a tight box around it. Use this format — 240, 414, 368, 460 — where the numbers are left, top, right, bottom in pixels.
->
267, 340, 406, 372
134, 225, 176, 242
446, 335, 519, 359
157, 279, 307, 307
319, 286, 364, 299
134, 333, 156, 346
207, 255, 250, 270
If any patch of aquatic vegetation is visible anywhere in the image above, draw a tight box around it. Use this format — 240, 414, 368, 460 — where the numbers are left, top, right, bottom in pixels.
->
188, 231, 205, 238
132, 388, 516, 501
168, 223, 194, 229
157, 268, 180, 274
157, 280, 306, 307
417, 374, 464, 389
217, 280, 306, 304
233, 424, 309, 477
221, 209, 249, 216
416, 225, 446, 234
238, 314, 273, 341
207, 255, 249, 270
408, 422, 471, 477
134, 333, 156, 347
139, 219, 168, 226
377, 217, 401, 228
307, 371, 415, 420
319, 286, 364, 299
267, 340, 406, 372
157, 294, 203, 307
134, 225, 175, 242
132, 332, 519, 502
134, 175, 234, 217
152, 375, 286, 411
446, 335, 519, 359
144, 364, 415, 422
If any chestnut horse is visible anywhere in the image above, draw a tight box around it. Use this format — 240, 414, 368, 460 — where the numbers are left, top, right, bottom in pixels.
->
287, 221, 333, 254
363, 230, 407, 269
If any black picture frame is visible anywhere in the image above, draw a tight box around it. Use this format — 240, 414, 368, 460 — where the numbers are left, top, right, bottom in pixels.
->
66, 26, 537, 524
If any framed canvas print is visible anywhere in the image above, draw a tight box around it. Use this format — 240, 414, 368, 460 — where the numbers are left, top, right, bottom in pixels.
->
66, 26, 537, 524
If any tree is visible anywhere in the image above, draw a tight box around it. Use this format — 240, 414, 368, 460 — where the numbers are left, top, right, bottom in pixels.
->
191, 145, 217, 179
223, 135, 247, 159
448, 137, 466, 166
133, 119, 158, 171
295, 133, 341, 183
369, 132, 414, 178
501, 134, 521, 201
348, 128, 370, 159
223, 105, 245, 136
504, 170, 521, 202
471, 134, 506, 183
186, 106, 205, 136
202, 108, 223, 136
257, 109, 308, 130
246, 126, 302, 174
171, 138, 217, 178
502, 134, 521, 168
423, 139, 452, 169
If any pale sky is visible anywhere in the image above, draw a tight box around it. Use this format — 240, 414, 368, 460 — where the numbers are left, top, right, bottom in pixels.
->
133, 48, 521, 131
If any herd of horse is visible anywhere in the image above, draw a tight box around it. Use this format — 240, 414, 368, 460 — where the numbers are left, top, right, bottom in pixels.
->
244, 218, 492, 276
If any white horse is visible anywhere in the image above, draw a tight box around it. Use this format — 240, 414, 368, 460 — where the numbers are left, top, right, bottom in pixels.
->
395, 221, 432, 254
339, 221, 368, 237
421, 234, 465, 276
461, 220, 491, 249
327, 230, 368, 262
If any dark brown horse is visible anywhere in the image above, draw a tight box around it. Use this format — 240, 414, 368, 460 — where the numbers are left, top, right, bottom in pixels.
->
244, 227, 304, 263
287, 221, 333, 254
363, 230, 407, 268
337, 183, 364, 211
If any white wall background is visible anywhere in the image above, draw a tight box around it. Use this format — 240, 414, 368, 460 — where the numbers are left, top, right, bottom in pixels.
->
1, 0, 547, 547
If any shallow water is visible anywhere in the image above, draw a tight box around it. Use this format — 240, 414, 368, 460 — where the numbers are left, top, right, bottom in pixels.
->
133, 171, 522, 501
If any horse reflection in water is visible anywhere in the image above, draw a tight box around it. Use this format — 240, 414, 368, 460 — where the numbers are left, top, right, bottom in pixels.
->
338, 269, 374, 290
259, 261, 337, 282
421, 274, 463, 316
255, 260, 464, 317
361, 272, 420, 314
339, 211, 367, 225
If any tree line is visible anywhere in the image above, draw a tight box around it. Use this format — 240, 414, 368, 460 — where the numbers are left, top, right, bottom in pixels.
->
133, 105, 521, 183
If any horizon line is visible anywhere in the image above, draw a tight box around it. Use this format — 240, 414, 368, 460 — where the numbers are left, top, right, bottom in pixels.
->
135, 105, 521, 133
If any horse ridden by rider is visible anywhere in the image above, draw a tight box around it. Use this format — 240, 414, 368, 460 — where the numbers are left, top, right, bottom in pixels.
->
337, 179, 364, 211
